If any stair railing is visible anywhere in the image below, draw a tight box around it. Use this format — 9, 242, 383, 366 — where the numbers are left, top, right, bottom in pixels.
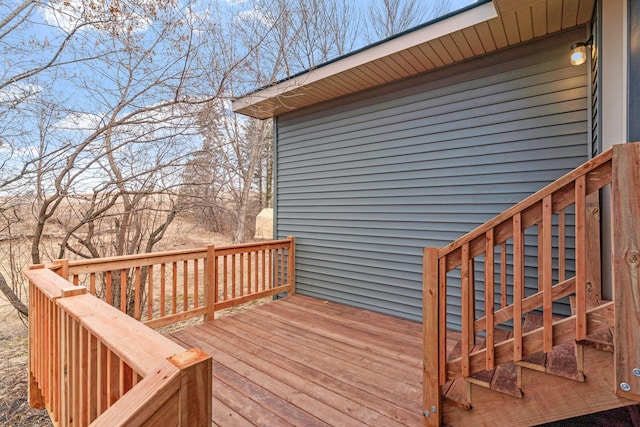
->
422, 144, 628, 426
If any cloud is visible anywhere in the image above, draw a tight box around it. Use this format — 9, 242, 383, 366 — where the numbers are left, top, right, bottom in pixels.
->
237, 6, 274, 26
53, 111, 103, 131
0, 83, 42, 104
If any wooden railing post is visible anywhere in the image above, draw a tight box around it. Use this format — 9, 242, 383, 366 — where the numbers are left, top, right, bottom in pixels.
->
585, 192, 602, 303
423, 247, 442, 426
54, 259, 69, 279
168, 348, 212, 426
287, 236, 296, 295
611, 142, 640, 402
204, 245, 216, 321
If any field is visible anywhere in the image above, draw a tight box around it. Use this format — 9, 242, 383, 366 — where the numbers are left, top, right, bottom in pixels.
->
0, 215, 232, 426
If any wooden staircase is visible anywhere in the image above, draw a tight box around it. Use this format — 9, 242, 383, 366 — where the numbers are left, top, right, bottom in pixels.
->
443, 301, 616, 425
422, 143, 640, 426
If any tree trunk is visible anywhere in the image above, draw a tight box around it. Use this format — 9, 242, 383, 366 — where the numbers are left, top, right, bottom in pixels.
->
0, 272, 28, 318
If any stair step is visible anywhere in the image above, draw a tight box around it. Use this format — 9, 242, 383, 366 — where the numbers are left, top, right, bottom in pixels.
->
490, 361, 523, 398
520, 312, 547, 372
444, 329, 523, 406
443, 303, 608, 409
570, 296, 614, 352
444, 339, 471, 409
443, 379, 471, 410
468, 329, 523, 398
546, 341, 585, 382
517, 312, 585, 382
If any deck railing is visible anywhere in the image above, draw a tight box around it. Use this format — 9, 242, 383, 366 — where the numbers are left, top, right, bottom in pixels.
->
27, 237, 295, 426
51, 237, 295, 328
25, 266, 211, 426
423, 143, 640, 425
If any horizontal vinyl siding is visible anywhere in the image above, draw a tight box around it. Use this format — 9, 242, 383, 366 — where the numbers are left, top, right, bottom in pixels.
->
275, 29, 589, 323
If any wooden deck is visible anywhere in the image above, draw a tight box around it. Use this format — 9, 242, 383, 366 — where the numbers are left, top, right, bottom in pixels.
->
167, 294, 431, 427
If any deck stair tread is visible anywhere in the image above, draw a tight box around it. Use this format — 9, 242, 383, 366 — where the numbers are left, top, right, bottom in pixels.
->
443, 307, 605, 409
517, 312, 585, 382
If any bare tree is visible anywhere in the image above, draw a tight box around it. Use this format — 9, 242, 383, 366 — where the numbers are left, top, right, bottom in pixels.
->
182, 0, 362, 243
0, 0, 450, 318
367, 0, 452, 41
0, 0, 231, 316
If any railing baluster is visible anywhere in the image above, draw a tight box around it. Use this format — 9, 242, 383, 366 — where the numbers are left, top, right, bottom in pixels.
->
53, 297, 60, 421
558, 209, 566, 282
513, 213, 523, 362
80, 326, 88, 425
121, 361, 133, 396
255, 251, 259, 293
240, 252, 244, 297
147, 265, 154, 321
461, 243, 471, 377
288, 237, 296, 293
575, 175, 587, 340
107, 350, 119, 407
542, 195, 553, 353
248, 251, 252, 296
261, 250, 266, 292
500, 241, 507, 308
222, 255, 227, 301
160, 263, 166, 318
485, 229, 495, 370
469, 254, 475, 346
90, 273, 96, 295
172, 262, 177, 315
60, 310, 69, 423
97, 341, 107, 414
106, 271, 112, 306
280, 248, 285, 287
134, 266, 141, 320
231, 254, 235, 299
537, 222, 544, 292
183, 260, 189, 312
88, 333, 98, 423
120, 269, 127, 313
268, 249, 272, 289
193, 259, 199, 309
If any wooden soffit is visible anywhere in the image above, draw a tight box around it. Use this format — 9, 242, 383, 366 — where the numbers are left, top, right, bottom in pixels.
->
232, 0, 595, 119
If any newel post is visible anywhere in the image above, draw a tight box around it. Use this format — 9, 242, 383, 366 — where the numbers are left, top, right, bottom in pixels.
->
423, 247, 442, 426
53, 259, 69, 279
204, 245, 216, 321
168, 348, 212, 426
611, 142, 640, 402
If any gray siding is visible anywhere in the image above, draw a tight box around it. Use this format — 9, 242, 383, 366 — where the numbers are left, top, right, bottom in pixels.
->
275, 28, 590, 323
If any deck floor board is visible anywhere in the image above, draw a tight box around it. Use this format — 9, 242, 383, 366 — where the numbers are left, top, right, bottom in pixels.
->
168, 294, 425, 427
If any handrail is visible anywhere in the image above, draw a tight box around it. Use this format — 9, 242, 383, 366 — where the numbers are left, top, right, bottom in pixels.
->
52, 237, 296, 328
25, 266, 211, 426
27, 237, 295, 425
422, 145, 627, 426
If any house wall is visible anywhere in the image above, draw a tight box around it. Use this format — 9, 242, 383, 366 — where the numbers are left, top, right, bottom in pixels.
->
274, 28, 591, 324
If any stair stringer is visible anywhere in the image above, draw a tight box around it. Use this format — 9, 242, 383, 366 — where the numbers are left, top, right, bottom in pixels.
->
443, 346, 636, 426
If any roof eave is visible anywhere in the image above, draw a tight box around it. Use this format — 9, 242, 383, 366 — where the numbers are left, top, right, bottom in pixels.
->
231, 1, 498, 119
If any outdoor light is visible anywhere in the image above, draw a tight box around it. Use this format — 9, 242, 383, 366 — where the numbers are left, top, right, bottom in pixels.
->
570, 38, 593, 66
